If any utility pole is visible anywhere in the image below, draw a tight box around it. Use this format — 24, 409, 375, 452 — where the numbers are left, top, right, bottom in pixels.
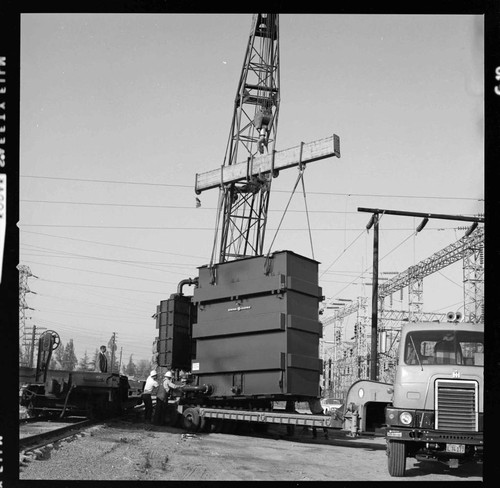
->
358, 207, 484, 382
119, 347, 123, 374
365, 212, 379, 381
110, 332, 116, 374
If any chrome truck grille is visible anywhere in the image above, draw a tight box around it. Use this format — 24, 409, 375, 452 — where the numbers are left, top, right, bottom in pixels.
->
434, 379, 478, 432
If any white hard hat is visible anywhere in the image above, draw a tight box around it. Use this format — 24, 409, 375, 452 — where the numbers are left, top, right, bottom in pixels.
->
150, 370, 157, 376
164, 371, 172, 378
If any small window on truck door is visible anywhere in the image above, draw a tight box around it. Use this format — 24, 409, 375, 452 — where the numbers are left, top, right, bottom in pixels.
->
405, 339, 434, 364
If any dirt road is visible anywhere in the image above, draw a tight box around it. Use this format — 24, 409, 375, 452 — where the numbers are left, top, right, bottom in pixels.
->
19, 418, 483, 481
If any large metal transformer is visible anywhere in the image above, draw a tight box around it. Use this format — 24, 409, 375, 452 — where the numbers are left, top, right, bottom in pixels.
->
191, 250, 323, 399
155, 294, 197, 372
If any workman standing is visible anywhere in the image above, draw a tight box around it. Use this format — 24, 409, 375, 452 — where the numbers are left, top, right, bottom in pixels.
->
142, 370, 159, 422
153, 371, 177, 425
163, 370, 177, 395
98, 345, 108, 373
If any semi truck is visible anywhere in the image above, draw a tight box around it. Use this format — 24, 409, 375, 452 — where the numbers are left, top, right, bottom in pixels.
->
385, 317, 484, 476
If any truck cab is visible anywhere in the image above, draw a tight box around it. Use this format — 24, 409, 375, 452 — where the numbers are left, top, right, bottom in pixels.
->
385, 320, 483, 476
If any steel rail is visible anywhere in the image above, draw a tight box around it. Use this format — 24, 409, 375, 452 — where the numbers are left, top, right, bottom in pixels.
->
19, 419, 97, 451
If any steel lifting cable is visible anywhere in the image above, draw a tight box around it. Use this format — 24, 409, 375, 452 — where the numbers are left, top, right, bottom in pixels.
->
299, 168, 315, 260
209, 188, 226, 273
265, 164, 308, 262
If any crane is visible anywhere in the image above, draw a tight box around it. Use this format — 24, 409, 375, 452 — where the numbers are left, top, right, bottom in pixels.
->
195, 14, 340, 265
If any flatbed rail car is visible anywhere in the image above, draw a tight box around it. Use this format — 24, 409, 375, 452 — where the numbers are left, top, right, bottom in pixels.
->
162, 378, 392, 436
20, 369, 145, 419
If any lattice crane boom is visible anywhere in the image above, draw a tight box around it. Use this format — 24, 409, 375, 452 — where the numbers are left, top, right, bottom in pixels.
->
211, 13, 280, 263
195, 14, 340, 264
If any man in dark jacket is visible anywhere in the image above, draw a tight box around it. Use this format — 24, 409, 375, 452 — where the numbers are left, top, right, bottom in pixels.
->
98, 345, 108, 372
153, 371, 177, 425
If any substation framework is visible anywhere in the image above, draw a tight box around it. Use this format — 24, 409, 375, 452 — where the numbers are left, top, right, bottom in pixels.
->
320, 224, 484, 399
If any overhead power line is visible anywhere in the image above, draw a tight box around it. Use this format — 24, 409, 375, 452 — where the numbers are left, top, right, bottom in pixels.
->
37, 291, 151, 316
21, 229, 207, 260
21, 251, 197, 268
39, 278, 175, 294
19, 199, 379, 215
21, 259, 183, 284
20, 224, 458, 231
21, 175, 192, 188
21, 246, 199, 276
20, 175, 482, 201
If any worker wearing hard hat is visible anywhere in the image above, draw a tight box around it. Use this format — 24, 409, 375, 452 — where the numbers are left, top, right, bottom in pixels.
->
142, 370, 159, 422
153, 371, 177, 425
163, 371, 177, 395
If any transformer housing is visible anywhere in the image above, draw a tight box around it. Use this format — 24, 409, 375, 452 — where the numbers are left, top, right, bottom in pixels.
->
191, 250, 323, 399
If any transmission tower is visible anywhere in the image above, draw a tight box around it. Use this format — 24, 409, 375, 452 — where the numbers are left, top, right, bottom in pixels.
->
17, 264, 37, 366
463, 243, 484, 323
320, 226, 484, 385
377, 225, 484, 379
379, 225, 484, 300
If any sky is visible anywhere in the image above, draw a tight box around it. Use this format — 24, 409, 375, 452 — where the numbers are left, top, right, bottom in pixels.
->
19, 13, 484, 365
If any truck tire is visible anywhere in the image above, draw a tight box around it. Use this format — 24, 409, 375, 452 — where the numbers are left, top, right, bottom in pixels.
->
387, 440, 406, 477
182, 407, 202, 432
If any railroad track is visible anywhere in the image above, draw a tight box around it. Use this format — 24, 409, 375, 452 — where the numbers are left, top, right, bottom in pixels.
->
19, 403, 147, 453
19, 417, 101, 452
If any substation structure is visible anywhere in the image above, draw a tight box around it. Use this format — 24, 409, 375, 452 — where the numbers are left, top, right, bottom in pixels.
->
320, 225, 484, 399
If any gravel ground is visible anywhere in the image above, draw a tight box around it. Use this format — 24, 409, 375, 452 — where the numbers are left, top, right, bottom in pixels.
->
19, 418, 483, 481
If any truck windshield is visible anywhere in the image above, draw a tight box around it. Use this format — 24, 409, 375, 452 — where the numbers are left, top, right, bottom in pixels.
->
404, 329, 483, 366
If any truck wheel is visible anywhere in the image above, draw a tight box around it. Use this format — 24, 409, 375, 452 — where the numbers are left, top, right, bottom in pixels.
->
182, 407, 201, 432
387, 440, 407, 477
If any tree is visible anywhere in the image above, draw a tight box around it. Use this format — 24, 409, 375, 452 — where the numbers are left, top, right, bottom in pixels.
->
77, 350, 91, 371
90, 348, 99, 371
135, 359, 152, 380
53, 340, 65, 370
62, 339, 78, 371
124, 354, 136, 377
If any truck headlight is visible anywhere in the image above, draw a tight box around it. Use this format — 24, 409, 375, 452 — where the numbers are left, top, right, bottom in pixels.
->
399, 411, 413, 425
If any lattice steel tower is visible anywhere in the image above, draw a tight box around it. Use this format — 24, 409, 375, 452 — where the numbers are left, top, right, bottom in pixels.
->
463, 239, 484, 323
18, 264, 37, 365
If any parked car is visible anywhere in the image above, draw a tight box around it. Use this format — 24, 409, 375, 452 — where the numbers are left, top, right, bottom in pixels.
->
320, 398, 343, 415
